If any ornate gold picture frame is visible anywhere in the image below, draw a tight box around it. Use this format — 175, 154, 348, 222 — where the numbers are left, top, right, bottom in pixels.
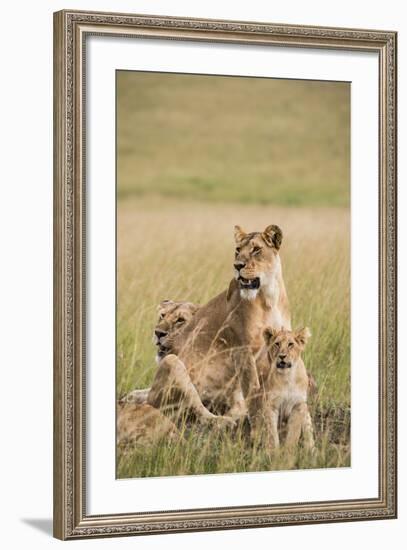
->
53, 9, 397, 540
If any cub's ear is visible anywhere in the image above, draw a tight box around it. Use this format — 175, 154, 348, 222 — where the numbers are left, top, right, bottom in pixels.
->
234, 225, 247, 244
295, 327, 311, 348
263, 326, 278, 345
262, 225, 283, 250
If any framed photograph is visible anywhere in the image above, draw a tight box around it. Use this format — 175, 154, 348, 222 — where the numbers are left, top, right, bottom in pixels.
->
53, 9, 397, 540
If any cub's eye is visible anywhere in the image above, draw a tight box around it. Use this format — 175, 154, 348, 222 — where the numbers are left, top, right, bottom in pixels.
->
252, 246, 262, 255
273, 341, 280, 349
235, 247, 241, 256
288, 342, 294, 349
175, 317, 185, 325
159, 314, 165, 320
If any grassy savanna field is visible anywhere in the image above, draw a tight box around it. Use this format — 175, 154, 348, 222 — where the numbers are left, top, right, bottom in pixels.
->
116, 72, 350, 477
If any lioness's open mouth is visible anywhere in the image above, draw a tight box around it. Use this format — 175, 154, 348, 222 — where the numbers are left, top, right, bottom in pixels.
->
157, 345, 170, 359
277, 361, 292, 370
238, 276, 260, 290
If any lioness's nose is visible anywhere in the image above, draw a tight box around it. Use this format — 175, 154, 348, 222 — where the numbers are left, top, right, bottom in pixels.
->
234, 262, 246, 271
155, 330, 168, 339
279, 353, 287, 360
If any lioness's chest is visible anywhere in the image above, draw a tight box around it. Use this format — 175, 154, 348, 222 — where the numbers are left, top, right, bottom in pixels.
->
245, 311, 276, 352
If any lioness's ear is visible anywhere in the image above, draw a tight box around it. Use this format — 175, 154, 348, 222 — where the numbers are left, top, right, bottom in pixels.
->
295, 327, 311, 348
186, 302, 200, 314
157, 299, 173, 311
234, 225, 247, 244
262, 225, 283, 250
226, 278, 238, 301
263, 327, 278, 345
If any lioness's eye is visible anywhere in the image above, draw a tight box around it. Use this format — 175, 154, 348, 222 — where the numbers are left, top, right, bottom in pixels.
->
274, 341, 280, 348
288, 342, 294, 348
159, 314, 165, 320
252, 246, 262, 255
176, 317, 185, 324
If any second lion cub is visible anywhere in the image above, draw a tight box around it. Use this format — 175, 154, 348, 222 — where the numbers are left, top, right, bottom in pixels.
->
252, 326, 315, 452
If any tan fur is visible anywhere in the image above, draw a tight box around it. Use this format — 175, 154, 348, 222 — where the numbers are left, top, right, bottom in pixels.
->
117, 402, 180, 450
154, 300, 200, 357
121, 300, 200, 405
147, 224, 291, 426
251, 327, 315, 452
146, 353, 235, 428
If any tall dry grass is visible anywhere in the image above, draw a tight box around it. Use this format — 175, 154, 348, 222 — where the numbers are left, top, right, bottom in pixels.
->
117, 198, 350, 478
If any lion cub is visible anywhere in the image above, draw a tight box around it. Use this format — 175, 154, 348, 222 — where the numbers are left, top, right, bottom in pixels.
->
253, 326, 314, 452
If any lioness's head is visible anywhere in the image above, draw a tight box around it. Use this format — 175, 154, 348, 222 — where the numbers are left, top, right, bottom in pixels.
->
154, 300, 199, 361
263, 326, 311, 372
233, 224, 283, 300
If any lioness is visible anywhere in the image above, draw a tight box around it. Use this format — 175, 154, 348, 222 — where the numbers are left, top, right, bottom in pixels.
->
252, 327, 315, 452
147, 224, 291, 426
121, 300, 200, 405
117, 402, 180, 450
153, 299, 200, 362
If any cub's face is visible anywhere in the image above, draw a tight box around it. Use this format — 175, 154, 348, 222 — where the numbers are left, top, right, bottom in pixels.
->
263, 327, 311, 372
153, 300, 199, 360
233, 224, 283, 300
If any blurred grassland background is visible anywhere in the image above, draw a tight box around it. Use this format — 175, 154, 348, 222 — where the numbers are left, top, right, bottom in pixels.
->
117, 72, 350, 206
116, 71, 350, 478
